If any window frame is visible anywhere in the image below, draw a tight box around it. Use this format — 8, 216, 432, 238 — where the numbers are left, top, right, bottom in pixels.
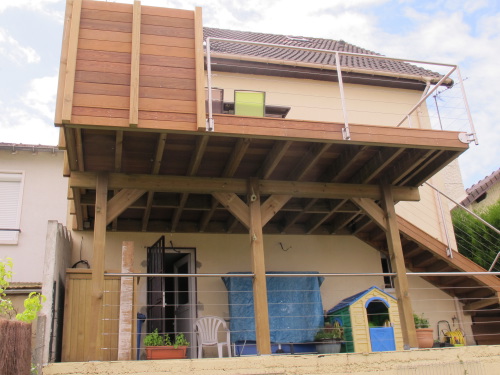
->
0, 170, 25, 245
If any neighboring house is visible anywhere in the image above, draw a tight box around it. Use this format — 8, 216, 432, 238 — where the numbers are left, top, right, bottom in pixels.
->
460, 168, 500, 212
43, 0, 500, 371
0, 143, 72, 365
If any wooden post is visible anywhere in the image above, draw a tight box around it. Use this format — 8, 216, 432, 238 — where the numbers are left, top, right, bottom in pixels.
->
248, 178, 271, 355
194, 6, 206, 131
129, 1, 141, 127
117, 241, 134, 360
61, 0, 82, 124
380, 184, 418, 348
88, 173, 109, 359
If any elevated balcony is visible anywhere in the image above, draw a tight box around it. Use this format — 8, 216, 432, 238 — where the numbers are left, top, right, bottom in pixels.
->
58, 0, 472, 235
51, 0, 500, 366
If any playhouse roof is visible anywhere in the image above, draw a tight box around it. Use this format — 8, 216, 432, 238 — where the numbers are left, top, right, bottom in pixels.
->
327, 286, 396, 314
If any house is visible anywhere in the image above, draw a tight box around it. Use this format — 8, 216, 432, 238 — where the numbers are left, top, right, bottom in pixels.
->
42, 0, 500, 373
0, 143, 72, 366
460, 168, 500, 212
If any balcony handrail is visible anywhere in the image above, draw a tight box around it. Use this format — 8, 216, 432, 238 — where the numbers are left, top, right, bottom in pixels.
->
105, 271, 500, 278
205, 37, 478, 143
425, 182, 500, 236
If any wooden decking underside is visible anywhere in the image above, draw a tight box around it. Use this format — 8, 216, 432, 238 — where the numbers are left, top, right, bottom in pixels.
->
64, 123, 465, 235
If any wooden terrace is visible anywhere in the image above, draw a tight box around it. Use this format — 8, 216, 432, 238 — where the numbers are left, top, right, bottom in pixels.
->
54, 0, 500, 361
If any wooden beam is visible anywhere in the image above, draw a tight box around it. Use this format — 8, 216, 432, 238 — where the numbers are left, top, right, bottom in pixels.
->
172, 135, 208, 231
69, 172, 421, 201
198, 137, 249, 231
71, 188, 84, 231
113, 130, 124, 231
115, 131, 124, 173
288, 143, 331, 181
258, 140, 292, 180
323, 145, 369, 183
194, 7, 206, 131
350, 148, 405, 184
464, 294, 500, 313
107, 189, 146, 225
260, 195, 292, 227
248, 178, 271, 355
223, 138, 251, 177
55, 0, 74, 125
351, 198, 386, 230
212, 192, 250, 229
88, 172, 108, 359
389, 150, 434, 185
129, 0, 141, 127
61, 0, 82, 123
75, 128, 85, 171
142, 133, 167, 231
64, 127, 78, 171
380, 184, 417, 349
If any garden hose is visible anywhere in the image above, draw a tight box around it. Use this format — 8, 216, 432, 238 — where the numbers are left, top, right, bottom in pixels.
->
444, 329, 465, 345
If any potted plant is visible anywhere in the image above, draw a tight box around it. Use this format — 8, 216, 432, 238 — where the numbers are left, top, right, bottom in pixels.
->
413, 313, 434, 348
314, 321, 344, 354
144, 329, 190, 360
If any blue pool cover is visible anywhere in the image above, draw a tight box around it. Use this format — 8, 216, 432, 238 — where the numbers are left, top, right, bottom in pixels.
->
222, 272, 324, 343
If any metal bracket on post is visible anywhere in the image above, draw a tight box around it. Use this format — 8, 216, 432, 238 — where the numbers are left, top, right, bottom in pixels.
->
206, 118, 214, 132
466, 133, 477, 144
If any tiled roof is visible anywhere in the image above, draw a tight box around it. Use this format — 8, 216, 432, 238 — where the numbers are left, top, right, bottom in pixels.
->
460, 168, 500, 207
0, 143, 59, 152
204, 27, 442, 80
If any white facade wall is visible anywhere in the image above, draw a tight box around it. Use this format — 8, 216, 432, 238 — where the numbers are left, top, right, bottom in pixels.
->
74, 231, 467, 343
0, 148, 68, 282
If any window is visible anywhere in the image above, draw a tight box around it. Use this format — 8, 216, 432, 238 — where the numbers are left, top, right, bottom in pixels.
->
0, 172, 24, 244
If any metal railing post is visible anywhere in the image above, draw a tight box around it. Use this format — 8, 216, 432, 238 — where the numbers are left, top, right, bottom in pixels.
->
489, 252, 500, 272
396, 66, 456, 127
456, 65, 478, 145
335, 51, 350, 140
425, 182, 500, 236
205, 38, 214, 131
435, 189, 453, 258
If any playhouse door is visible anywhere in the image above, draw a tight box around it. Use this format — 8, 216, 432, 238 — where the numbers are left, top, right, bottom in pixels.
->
369, 327, 396, 352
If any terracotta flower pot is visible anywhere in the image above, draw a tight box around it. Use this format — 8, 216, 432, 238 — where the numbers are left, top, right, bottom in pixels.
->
145, 346, 188, 360
416, 328, 434, 348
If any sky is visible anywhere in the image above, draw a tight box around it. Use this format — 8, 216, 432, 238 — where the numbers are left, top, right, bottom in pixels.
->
0, 0, 499, 189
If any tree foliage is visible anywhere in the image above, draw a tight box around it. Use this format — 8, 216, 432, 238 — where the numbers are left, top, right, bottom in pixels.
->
452, 201, 500, 271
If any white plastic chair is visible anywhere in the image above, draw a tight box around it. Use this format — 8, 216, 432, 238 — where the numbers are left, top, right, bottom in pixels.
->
194, 316, 232, 358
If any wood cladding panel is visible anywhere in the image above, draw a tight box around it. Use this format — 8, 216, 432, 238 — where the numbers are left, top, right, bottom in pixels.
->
141, 34, 195, 48
81, 7, 133, 23
73, 81, 196, 105
79, 28, 132, 43
141, 14, 194, 28
75, 71, 131, 86
69, 1, 199, 130
78, 38, 132, 53
141, 5, 194, 19
61, 271, 121, 362
141, 24, 195, 39
80, 18, 133, 33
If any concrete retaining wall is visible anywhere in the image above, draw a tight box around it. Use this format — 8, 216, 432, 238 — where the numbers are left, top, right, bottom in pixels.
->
43, 345, 500, 375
